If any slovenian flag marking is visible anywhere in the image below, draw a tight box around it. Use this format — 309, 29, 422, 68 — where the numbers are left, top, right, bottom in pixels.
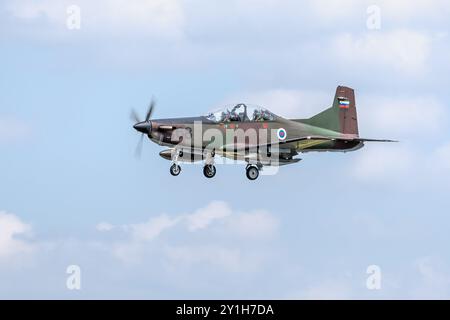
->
338, 99, 350, 109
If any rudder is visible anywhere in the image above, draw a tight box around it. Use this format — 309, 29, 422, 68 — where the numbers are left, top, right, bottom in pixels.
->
300, 86, 359, 136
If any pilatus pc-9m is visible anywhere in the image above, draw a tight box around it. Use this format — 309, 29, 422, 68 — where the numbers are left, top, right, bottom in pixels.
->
132, 86, 395, 180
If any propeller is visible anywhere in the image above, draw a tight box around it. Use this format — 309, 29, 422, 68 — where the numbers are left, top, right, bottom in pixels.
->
131, 97, 156, 158
145, 99, 155, 122
135, 133, 145, 158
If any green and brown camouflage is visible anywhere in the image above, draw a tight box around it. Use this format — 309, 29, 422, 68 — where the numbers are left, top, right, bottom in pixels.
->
132, 85, 395, 179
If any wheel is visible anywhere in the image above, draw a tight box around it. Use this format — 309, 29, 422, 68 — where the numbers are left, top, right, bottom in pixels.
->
246, 165, 259, 180
203, 164, 216, 178
170, 164, 181, 176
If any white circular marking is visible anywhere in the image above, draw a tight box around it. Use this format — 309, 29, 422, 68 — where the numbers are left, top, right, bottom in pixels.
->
277, 128, 287, 141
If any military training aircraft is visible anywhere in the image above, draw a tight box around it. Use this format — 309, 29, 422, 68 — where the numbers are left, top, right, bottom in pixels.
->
131, 86, 396, 180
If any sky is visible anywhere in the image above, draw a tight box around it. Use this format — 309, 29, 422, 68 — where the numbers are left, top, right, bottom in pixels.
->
1, 0, 450, 299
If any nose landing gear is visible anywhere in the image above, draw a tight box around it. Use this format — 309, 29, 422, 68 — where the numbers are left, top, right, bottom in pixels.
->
170, 163, 181, 176
169, 149, 183, 176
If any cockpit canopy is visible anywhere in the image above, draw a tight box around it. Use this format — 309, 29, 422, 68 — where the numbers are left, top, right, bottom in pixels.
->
205, 104, 276, 123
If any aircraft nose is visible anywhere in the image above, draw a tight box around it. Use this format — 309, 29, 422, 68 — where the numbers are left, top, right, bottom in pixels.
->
133, 121, 152, 134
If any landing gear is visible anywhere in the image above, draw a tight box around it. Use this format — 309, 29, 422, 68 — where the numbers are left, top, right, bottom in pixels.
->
202, 149, 216, 178
170, 163, 181, 176
246, 165, 259, 180
203, 164, 216, 178
169, 149, 183, 176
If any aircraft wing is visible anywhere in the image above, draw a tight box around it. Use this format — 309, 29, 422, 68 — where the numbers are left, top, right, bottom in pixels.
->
219, 135, 397, 152
219, 136, 334, 152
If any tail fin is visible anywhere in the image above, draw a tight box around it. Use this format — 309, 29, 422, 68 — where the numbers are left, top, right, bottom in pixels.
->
300, 86, 359, 136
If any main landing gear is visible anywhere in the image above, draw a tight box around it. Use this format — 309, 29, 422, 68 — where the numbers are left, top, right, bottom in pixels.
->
171, 163, 260, 180
203, 149, 216, 179
168, 148, 261, 181
246, 165, 260, 181
203, 164, 216, 178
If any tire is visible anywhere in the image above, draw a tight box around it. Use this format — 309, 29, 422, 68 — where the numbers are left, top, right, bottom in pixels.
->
170, 164, 181, 176
246, 166, 259, 180
203, 164, 216, 178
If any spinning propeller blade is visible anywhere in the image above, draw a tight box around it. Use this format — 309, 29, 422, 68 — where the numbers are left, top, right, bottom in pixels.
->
131, 98, 156, 158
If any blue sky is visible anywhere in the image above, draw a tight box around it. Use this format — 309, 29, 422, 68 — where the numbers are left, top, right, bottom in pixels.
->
1, 0, 450, 299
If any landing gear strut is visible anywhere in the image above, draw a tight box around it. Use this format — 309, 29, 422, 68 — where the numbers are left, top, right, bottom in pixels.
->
203, 149, 216, 179
246, 165, 260, 180
170, 149, 182, 176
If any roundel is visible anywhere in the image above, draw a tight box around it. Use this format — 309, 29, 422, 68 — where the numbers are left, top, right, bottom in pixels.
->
277, 128, 287, 141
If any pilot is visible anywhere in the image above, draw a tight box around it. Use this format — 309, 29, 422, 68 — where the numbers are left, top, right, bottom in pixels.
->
230, 107, 240, 121
221, 110, 231, 122
261, 109, 272, 121
253, 109, 263, 121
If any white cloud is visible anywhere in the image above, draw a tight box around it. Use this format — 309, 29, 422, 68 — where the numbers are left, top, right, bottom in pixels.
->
186, 201, 232, 231
6, 0, 185, 39
111, 242, 145, 265
128, 214, 180, 241
5, 0, 450, 76
227, 211, 279, 239
307, 0, 362, 22
309, 0, 450, 24
97, 201, 279, 268
378, 0, 450, 22
333, 30, 432, 74
102, 201, 279, 242
352, 145, 415, 182
0, 212, 33, 259
352, 139, 450, 186
8, 0, 450, 40
358, 95, 447, 138
96, 222, 115, 232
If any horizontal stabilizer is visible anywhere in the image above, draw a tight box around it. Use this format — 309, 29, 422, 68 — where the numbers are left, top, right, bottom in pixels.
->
353, 138, 398, 143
